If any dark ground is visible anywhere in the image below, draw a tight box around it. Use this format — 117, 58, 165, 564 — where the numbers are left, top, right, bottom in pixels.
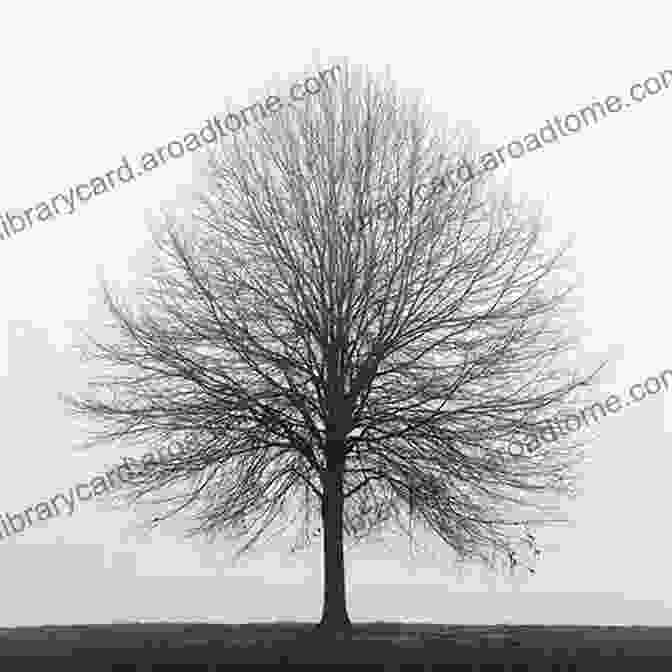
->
0, 622, 670, 669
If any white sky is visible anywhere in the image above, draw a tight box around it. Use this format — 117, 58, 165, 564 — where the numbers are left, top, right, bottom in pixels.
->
1, 1, 670, 627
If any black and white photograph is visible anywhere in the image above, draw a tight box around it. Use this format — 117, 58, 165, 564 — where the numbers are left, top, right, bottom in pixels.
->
1, 2, 670, 668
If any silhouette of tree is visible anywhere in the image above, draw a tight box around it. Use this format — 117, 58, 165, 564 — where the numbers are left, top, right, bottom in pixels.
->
63, 62, 601, 633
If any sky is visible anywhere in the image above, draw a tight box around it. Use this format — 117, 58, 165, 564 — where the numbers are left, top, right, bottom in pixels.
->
1, 2, 671, 627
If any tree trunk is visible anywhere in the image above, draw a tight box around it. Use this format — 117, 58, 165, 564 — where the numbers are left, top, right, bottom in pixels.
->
317, 461, 352, 633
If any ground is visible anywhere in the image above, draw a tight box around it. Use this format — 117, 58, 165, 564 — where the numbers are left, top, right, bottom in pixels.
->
0, 622, 670, 669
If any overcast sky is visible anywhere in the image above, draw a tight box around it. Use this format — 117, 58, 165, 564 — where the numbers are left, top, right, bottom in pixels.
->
1, 2, 670, 627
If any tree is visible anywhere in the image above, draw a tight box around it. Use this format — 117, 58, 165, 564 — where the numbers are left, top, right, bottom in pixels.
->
63, 63, 601, 634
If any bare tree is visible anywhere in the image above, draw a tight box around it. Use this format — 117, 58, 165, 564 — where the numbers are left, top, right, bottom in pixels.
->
63, 63, 601, 634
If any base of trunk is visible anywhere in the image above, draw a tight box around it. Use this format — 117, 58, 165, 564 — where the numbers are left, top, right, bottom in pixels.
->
313, 615, 353, 638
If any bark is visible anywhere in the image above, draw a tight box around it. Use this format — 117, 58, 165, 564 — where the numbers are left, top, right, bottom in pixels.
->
317, 460, 352, 632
